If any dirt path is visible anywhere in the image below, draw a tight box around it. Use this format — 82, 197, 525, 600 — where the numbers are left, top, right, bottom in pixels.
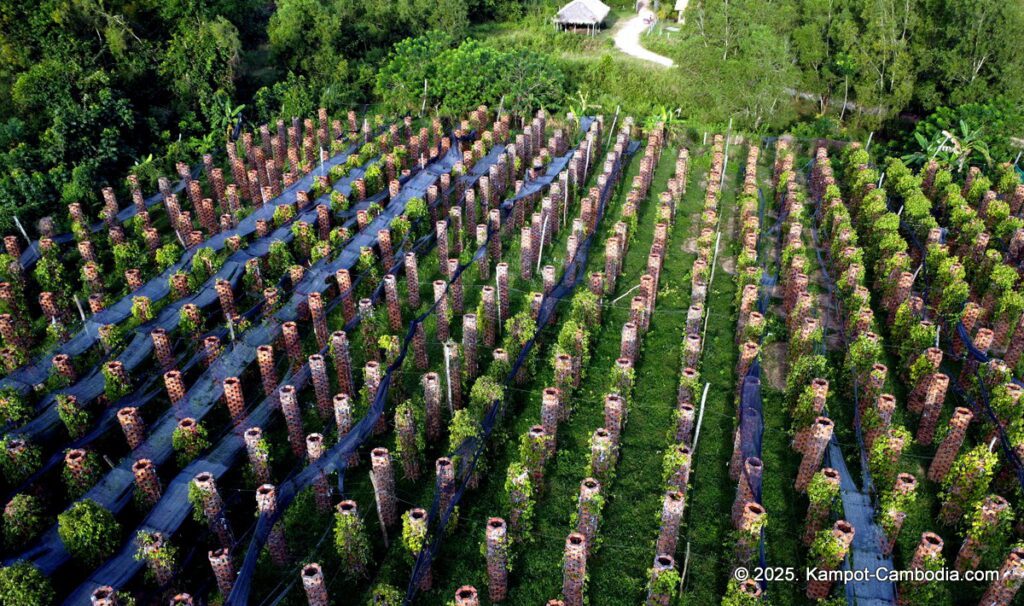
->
613, 13, 675, 67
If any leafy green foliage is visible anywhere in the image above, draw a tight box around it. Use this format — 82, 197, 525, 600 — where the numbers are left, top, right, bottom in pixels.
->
0, 560, 54, 606
57, 500, 120, 566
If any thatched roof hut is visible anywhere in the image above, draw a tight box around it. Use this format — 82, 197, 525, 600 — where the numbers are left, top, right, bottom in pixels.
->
554, 0, 611, 32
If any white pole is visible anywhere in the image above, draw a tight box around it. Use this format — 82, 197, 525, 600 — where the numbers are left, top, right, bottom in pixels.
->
228, 316, 236, 342
931, 133, 951, 160
701, 232, 722, 343
12, 216, 31, 247
607, 106, 621, 148
865, 131, 874, 151
443, 342, 454, 414
497, 95, 506, 121
690, 382, 711, 454
536, 216, 550, 273
73, 295, 86, 322
420, 79, 429, 117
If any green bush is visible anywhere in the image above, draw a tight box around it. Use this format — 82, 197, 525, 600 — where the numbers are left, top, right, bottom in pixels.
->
0, 561, 54, 606
57, 499, 121, 566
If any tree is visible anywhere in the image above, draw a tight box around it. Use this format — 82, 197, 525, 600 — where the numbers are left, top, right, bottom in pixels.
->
160, 17, 241, 125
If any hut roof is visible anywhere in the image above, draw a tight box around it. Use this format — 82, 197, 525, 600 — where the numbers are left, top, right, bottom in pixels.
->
554, 0, 611, 25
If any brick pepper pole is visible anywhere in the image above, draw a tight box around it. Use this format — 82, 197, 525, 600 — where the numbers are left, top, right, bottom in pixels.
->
433, 280, 450, 342
140, 531, 175, 587
131, 458, 162, 506
900, 532, 944, 601
215, 279, 236, 319
955, 495, 1009, 571
881, 473, 918, 555
117, 407, 145, 450
395, 404, 421, 480
436, 457, 456, 518
404, 252, 421, 308
371, 448, 398, 534
915, 373, 949, 444
257, 344, 278, 397
281, 321, 302, 367
221, 377, 246, 423
411, 322, 428, 370
646, 554, 677, 606
484, 517, 510, 601
383, 275, 402, 331
332, 393, 359, 467
208, 547, 236, 597
731, 457, 764, 528
540, 387, 561, 453
308, 355, 331, 419
330, 331, 354, 397
278, 385, 306, 458
795, 417, 834, 492
244, 427, 271, 484
656, 490, 686, 556
203, 335, 222, 368
164, 370, 187, 405
454, 586, 480, 606
449, 258, 464, 314
927, 407, 973, 482
576, 478, 602, 552
604, 393, 626, 444
735, 502, 766, 565
306, 434, 331, 513
805, 520, 854, 599
482, 285, 498, 347
589, 428, 616, 484
52, 353, 77, 383
496, 262, 510, 321
90, 586, 120, 605
802, 468, 841, 545
978, 546, 1024, 605
308, 292, 329, 349
193, 471, 232, 547
420, 372, 442, 444
562, 532, 587, 606
299, 563, 329, 606
256, 484, 288, 565
665, 444, 692, 493
463, 314, 479, 380
403, 508, 432, 589
336, 268, 356, 323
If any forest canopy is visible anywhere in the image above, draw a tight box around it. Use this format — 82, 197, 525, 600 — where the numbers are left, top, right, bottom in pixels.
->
0, 0, 1021, 231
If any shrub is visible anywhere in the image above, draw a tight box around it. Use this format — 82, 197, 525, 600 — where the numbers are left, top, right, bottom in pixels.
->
0, 388, 31, 427
2, 494, 45, 546
0, 561, 54, 606
57, 499, 120, 566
